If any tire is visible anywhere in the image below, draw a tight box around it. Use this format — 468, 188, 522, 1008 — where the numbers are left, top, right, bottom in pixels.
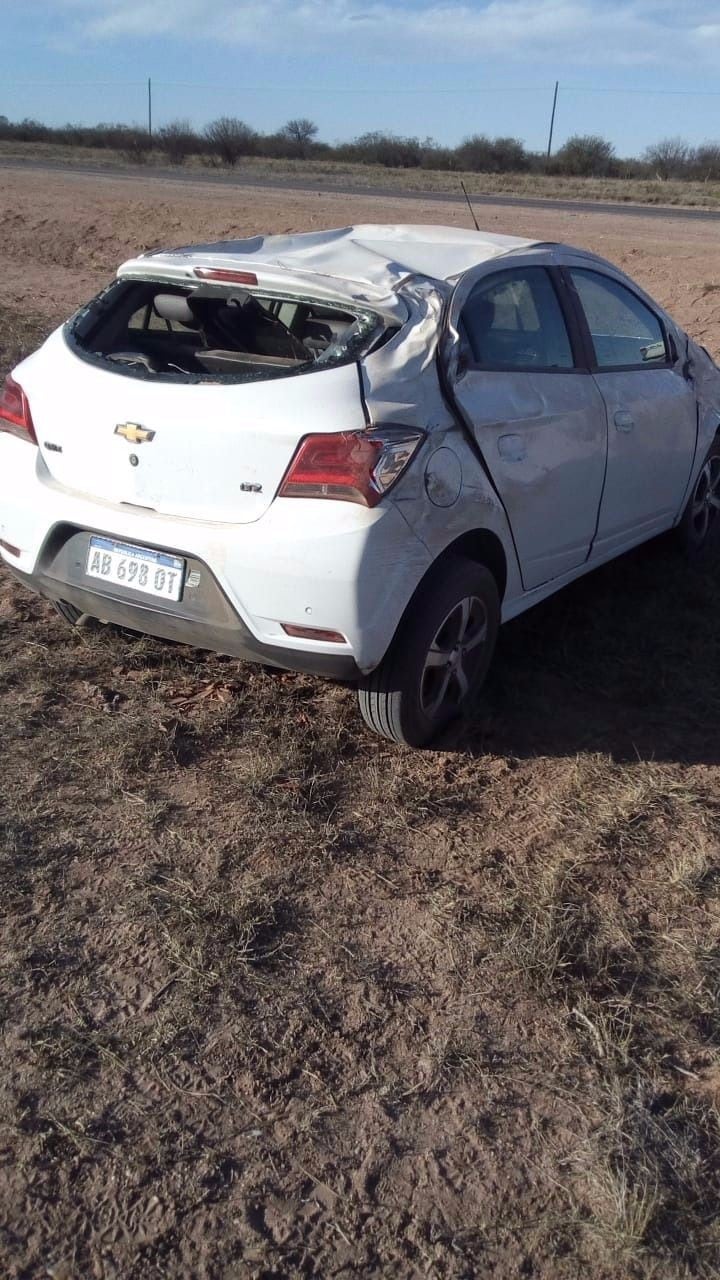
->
677, 439, 720, 558
358, 557, 500, 747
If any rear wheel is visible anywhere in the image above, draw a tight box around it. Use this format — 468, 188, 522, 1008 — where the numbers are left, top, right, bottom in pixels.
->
677, 441, 720, 557
358, 557, 500, 747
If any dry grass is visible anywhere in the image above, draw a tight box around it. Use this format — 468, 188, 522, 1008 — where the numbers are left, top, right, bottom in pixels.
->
3, 138, 720, 210
2, 275, 720, 1279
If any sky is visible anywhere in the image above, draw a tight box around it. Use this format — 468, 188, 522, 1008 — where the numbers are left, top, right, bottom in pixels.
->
2, 0, 720, 156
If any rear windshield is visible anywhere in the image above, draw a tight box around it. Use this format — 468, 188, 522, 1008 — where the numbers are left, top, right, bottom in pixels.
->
66, 279, 387, 383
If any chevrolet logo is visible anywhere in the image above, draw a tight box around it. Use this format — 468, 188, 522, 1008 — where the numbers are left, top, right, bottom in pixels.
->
115, 422, 155, 445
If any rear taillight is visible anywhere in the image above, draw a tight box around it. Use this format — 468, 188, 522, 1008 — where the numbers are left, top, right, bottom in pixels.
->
0, 376, 37, 444
278, 429, 423, 507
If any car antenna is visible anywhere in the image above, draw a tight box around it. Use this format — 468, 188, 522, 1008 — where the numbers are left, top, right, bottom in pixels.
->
460, 180, 480, 232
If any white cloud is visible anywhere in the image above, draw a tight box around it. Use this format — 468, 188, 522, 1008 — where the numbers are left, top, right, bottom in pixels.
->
51, 0, 720, 67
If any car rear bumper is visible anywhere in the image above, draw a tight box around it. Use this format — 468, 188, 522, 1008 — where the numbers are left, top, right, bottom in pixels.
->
6, 543, 360, 679
0, 438, 431, 673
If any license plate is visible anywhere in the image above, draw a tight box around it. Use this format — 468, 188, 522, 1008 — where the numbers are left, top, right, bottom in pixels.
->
85, 536, 185, 602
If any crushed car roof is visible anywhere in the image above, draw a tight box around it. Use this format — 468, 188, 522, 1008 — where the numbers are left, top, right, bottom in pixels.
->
134, 224, 540, 297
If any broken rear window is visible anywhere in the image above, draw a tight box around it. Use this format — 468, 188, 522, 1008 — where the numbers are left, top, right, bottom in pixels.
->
66, 279, 387, 383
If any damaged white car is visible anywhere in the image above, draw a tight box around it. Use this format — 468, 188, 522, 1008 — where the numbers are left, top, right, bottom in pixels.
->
2, 224, 720, 746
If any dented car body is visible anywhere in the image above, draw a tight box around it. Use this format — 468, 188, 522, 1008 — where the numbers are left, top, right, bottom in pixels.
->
2, 224, 720, 745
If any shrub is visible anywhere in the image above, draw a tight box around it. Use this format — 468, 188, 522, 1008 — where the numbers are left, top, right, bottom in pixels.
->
260, 131, 296, 160
117, 125, 152, 163
553, 134, 616, 177
67, 122, 152, 158
261, 128, 324, 161
278, 118, 318, 158
491, 136, 530, 172
643, 137, 691, 180
344, 131, 424, 168
156, 120, 199, 165
692, 142, 720, 181
204, 117, 257, 166
3, 117, 53, 143
421, 144, 460, 171
456, 134, 529, 173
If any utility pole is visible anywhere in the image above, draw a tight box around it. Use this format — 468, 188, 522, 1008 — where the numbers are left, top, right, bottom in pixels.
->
546, 80, 559, 159
147, 77, 152, 140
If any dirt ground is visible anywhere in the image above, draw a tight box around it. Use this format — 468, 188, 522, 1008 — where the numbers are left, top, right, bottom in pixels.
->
2, 168, 720, 1280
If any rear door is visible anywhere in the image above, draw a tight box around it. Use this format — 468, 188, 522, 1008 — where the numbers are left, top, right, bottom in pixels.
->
566, 266, 698, 558
446, 262, 608, 590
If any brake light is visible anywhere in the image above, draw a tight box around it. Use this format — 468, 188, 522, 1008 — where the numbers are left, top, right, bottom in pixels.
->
0, 376, 37, 444
193, 268, 258, 285
279, 429, 423, 507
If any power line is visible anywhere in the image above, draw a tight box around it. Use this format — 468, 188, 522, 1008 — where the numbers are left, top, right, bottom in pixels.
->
151, 82, 549, 93
562, 85, 720, 98
1, 80, 148, 87
5, 79, 720, 97
2, 79, 549, 93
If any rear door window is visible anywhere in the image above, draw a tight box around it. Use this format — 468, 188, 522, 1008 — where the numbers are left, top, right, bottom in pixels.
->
461, 267, 575, 371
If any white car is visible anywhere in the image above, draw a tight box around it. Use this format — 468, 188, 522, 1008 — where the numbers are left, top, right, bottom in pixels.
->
2, 224, 720, 746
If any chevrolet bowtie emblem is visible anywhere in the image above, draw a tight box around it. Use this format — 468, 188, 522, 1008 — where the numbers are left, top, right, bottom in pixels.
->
115, 422, 155, 445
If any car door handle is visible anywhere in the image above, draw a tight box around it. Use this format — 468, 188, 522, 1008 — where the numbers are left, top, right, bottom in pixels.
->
614, 410, 635, 433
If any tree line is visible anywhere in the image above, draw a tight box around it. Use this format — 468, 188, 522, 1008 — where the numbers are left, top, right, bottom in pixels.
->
1, 113, 719, 181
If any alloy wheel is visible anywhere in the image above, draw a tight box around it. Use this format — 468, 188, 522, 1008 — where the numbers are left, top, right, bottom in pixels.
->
420, 595, 489, 720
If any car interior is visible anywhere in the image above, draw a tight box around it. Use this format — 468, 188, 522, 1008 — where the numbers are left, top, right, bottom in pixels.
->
74, 282, 364, 377
461, 272, 574, 369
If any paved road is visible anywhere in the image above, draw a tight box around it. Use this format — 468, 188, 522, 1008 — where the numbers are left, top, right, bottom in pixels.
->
3, 155, 720, 222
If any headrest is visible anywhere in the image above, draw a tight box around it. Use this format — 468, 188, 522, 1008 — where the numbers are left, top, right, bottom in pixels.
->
154, 294, 196, 325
